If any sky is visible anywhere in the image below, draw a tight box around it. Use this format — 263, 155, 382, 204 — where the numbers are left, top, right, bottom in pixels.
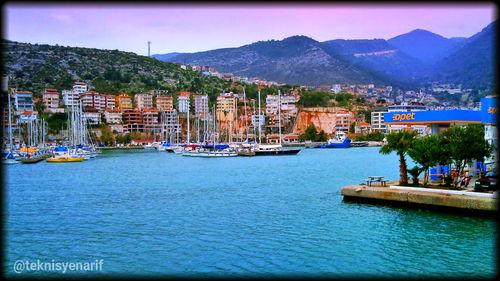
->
4, 3, 497, 56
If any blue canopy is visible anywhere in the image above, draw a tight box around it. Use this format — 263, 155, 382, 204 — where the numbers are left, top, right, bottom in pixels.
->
54, 146, 68, 152
202, 144, 229, 149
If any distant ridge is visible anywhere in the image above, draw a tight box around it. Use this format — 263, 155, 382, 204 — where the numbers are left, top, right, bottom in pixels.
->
153, 21, 495, 90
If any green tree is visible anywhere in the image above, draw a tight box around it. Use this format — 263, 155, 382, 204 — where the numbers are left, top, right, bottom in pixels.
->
317, 130, 328, 142
408, 166, 425, 186
366, 131, 384, 141
300, 124, 318, 141
379, 130, 418, 185
349, 122, 356, 133
129, 131, 142, 140
298, 91, 330, 107
442, 125, 493, 189
100, 125, 115, 146
408, 135, 449, 186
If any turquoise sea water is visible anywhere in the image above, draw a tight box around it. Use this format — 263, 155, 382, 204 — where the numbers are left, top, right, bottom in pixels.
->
4, 147, 497, 277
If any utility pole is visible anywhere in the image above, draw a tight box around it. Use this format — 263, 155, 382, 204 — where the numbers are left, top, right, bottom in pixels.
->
147, 41, 151, 57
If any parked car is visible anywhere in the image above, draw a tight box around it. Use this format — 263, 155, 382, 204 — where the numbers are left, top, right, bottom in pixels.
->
474, 171, 498, 192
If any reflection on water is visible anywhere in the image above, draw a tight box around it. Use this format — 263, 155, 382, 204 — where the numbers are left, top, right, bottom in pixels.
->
4, 147, 496, 277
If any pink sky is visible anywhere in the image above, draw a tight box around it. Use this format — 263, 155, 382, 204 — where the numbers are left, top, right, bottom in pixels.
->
4, 3, 496, 56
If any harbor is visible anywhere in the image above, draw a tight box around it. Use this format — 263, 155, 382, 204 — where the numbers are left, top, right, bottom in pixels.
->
4, 147, 496, 277
2, 4, 497, 277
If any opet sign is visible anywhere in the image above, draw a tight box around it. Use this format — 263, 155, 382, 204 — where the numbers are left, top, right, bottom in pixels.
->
392, 112, 416, 121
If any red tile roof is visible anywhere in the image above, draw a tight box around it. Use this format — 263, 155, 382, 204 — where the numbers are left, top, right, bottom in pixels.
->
356, 122, 371, 126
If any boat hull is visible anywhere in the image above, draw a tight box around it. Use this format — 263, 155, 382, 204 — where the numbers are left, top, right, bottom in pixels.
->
46, 157, 85, 162
315, 143, 351, 148
183, 151, 238, 157
2, 159, 19, 164
20, 154, 51, 164
254, 149, 301, 155
237, 151, 256, 156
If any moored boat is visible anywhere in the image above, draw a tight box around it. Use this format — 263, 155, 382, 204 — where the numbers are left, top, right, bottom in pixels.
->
20, 152, 51, 164
253, 144, 301, 156
351, 141, 369, 147
315, 132, 351, 148
46, 156, 85, 162
2, 152, 20, 164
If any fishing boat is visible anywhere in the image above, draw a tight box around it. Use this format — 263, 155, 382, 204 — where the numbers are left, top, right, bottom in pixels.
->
315, 131, 351, 148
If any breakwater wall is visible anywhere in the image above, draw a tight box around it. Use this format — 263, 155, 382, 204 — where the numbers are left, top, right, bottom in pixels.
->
341, 184, 497, 216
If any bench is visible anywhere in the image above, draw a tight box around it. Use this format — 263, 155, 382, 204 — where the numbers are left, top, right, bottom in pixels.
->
365, 177, 387, 186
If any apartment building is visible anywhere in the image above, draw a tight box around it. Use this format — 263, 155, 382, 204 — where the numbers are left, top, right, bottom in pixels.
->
115, 93, 133, 110
122, 109, 142, 124
334, 111, 355, 133
142, 108, 160, 133
216, 93, 236, 121
177, 92, 191, 113
265, 93, 299, 128
62, 90, 80, 109
80, 91, 102, 111
371, 106, 388, 132
83, 111, 102, 125
42, 89, 63, 113
355, 122, 372, 134
194, 94, 209, 118
135, 93, 154, 110
101, 94, 116, 110
156, 96, 174, 111
12, 89, 34, 113
103, 108, 123, 124
73, 82, 88, 93
142, 108, 159, 125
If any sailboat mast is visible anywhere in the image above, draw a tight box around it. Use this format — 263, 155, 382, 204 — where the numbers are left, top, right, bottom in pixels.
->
7, 91, 13, 149
197, 116, 200, 144
278, 89, 282, 145
258, 89, 262, 145
187, 99, 190, 145
243, 87, 248, 142
213, 105, 216, 145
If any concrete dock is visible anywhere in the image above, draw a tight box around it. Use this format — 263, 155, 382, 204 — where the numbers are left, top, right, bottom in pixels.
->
341, 183, 497, 216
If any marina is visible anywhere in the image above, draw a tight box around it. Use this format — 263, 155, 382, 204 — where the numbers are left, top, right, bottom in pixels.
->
3, 147, 496, 277
2, 3, 497, 278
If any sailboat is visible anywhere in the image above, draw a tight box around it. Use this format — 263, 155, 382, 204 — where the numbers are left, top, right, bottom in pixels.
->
2, 91, 20, 164
46, 102, 88, 162
253, 89, 300, 156
17, 111, 52, 163
181, 104, 237, 157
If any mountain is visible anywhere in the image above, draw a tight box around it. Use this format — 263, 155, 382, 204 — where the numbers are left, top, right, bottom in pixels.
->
430, 21, 496, 90
154, 36, 384, 86
323, 39, 426, 85
151, 52, 181, 61
2, 40, 233, 98
387, 29, 467, 64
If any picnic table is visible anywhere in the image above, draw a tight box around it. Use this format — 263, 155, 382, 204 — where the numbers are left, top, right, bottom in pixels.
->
365, 176, 387, 186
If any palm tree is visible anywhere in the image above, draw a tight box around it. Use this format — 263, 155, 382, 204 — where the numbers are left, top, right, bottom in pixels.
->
379, 130, 418, 185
